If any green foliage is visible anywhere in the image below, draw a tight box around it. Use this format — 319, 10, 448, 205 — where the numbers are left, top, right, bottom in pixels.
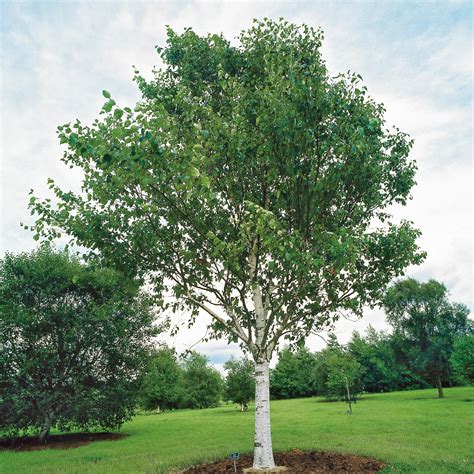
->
384, 278, 471, 396
179, 352, 223, 409
0, 246, 158, 440
223, 356, 255, 409
347, 327, 428, 392
270, 347, 317, 399
268, 328, 436, 400
141, 346, 182, 412
450, 334, 474, 385
29, 18, 424, 360
313, 343, 363, 400
325, 353, 362, 400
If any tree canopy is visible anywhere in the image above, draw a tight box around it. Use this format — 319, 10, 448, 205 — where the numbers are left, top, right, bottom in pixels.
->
347, 327, 425, 393
29, 19, 424, 355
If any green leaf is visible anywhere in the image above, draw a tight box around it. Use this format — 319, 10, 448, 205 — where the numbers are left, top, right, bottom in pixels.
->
102, 90, 111, 99
102, 99, 116, 113
368, 118, 379, 131
189, 166, 200, 177
114, 108, 124, 120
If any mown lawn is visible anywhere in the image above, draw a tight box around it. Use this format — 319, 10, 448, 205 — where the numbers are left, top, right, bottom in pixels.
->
1, 387, 473, 473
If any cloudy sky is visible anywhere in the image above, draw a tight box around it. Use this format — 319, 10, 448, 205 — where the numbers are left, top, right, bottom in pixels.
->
1, 0, 472, 368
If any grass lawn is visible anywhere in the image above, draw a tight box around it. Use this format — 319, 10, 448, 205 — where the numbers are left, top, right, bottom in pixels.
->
1, 387, 473, 473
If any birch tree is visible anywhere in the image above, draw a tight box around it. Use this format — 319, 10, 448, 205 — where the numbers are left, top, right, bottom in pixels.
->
29, 19, 424, 469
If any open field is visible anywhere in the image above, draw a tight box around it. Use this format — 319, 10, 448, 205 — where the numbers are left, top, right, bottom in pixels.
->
1, 387, 473, 473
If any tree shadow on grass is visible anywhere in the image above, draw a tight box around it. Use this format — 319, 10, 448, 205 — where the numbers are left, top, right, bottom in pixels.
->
0, 432, 127, 452
314, 397, 371, 403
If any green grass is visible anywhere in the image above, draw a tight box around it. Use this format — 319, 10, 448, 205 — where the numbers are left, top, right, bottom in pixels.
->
1, 387, 473, 473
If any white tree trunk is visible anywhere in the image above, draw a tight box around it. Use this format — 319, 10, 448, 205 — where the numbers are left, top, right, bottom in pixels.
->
253, 360, 275, 470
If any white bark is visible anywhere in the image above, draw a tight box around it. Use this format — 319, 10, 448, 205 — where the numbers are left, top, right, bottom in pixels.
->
249, 242, 275, 469
253, 360, 275, 470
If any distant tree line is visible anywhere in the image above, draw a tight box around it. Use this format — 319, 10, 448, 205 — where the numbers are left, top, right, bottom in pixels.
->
142, 277, 473, 412
140, 349, 224, 411
141, 349, 256, 412
143, 307, 472, 414
270, 278, 472, 401
270, 328, 472, 401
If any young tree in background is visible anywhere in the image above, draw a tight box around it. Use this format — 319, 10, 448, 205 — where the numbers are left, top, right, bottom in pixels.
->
0, 246, 158, 441
384, 278, 471, 398
141, 346, 182, 412
29, 19, 424, 469
180, 352, 222, 409
324, 351, 363, 412
271, 347, 317, 399
224, 357, 255, 411
313, 339, 363, 402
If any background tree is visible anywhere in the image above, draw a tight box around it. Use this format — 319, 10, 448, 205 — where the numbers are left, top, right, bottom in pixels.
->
29, 19, 424, 468
141, 346, 182, 412
347, 327, 426, 393
224, 356, 255, 411
179, 352, 222, 409
384, 278, 471, 398
270, 347, 316, 399
450, 334, 474, 386
312, 339, 363, 403
0, 246, 158, 441
388, 331, 434, 390
324, 351, 362, 413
